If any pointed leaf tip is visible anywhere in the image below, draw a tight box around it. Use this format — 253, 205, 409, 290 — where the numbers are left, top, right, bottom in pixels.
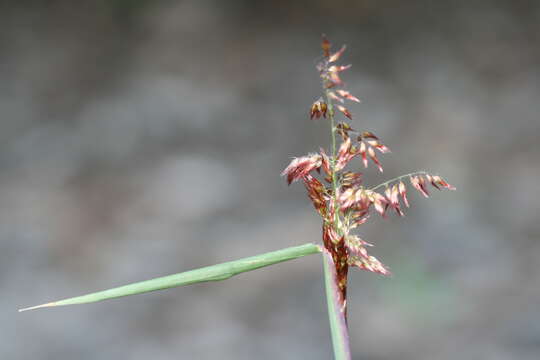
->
18, 302, 58, 312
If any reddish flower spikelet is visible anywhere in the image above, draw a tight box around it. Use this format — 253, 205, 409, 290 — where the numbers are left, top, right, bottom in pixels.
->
425, 174, 439, 190
336, 122, 354, 139
345, 235, 371, 258
319, 148, 332, 178
336, 90, 361, 103
281, 154, 321, 185
335, 137, 356, 171
284, 36, 454, 317
328, 64, 352, 73
337, 187, 355, 211
366, 139, 391, 154
350, 213, 369, 229
350, 254, 391, 276
386, 185, 404, 216
407, 174, 455, 197
432, 175, 456, 190
361, 131, 378, 140
341, 171, 363, 189
410, 175, 429, 197
337, 105, 353, 120
359, 141, 368, 168
370, 191, 388, 217
328, 91, 344, 103
399, 181, 410, 207
326, 71, 343, 88
337, 137, 352, 157
328, 45, 347, 63
368, 146, 383, 172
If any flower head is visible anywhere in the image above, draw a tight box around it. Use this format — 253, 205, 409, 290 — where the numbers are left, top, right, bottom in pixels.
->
284, 36, 455, 316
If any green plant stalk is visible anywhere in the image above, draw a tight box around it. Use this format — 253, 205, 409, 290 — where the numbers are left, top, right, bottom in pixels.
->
322, 250, 351, 360
322, 89, 351, 359
19, 243, 321, 312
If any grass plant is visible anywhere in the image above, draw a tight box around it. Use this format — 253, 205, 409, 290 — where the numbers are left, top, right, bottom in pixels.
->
20, 36, 455, 360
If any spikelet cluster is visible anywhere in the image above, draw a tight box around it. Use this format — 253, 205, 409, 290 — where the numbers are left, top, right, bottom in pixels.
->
282, 36, 455, 312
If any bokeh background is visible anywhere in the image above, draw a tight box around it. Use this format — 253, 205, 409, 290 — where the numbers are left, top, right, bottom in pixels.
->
3, 1, 540, 359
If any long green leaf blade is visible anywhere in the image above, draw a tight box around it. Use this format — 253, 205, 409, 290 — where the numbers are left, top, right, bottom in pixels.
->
322, 250, 351, 360
19, 243, 321, 312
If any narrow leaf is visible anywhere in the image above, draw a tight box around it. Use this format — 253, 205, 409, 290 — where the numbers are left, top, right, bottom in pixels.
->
322, 250, 351, 360
19, 243, 321, 312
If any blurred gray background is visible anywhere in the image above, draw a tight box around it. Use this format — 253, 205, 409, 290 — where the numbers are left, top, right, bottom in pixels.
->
3, 1, 539, 359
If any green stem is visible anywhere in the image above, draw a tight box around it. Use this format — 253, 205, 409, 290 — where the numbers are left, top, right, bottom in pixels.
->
322, 250, 351, 360
19, 243, 321, 312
